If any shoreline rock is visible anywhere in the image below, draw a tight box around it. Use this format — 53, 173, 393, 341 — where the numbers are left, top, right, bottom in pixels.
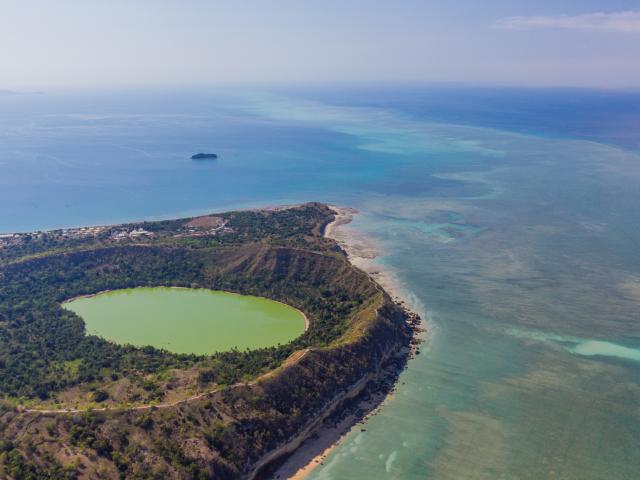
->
266, 206, 425, 480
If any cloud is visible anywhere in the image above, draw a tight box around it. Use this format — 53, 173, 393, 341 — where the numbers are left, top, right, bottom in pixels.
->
496, 10, 640, 33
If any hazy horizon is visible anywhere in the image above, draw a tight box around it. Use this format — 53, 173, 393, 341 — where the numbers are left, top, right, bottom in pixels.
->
4, 81, 640, 95
2, 1, 640, 90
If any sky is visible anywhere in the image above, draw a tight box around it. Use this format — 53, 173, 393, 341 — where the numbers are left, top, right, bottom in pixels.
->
1, 0, 640, 90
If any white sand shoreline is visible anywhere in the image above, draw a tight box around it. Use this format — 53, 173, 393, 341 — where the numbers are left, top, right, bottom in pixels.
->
270, 205, 424, 480
324, 206, 419, 311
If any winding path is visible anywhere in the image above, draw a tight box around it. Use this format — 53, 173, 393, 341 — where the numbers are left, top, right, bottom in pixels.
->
23, 349, 311, 415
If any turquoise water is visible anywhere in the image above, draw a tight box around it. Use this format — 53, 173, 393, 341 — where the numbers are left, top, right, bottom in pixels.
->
2, 87, 639, 478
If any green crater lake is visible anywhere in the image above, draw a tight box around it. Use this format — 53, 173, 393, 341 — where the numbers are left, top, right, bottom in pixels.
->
63, 287, 306, 355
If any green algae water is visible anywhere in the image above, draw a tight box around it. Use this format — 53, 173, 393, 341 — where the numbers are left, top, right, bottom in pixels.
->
63, 287, 305, 355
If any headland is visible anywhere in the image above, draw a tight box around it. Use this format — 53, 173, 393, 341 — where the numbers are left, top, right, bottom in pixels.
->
0, 203, 421, 479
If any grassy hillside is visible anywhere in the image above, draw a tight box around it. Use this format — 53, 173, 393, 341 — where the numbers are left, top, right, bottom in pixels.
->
0, 204, 416, 479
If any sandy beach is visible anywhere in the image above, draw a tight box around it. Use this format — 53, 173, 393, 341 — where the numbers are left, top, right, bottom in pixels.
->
324, 206, 420, 310
270, 205, 424, 480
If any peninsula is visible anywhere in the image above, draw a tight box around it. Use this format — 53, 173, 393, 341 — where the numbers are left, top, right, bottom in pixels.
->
0, 203, 420, 479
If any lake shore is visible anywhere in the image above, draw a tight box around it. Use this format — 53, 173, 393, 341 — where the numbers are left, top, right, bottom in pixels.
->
62, 285, 310, 332
269, 205, 424, 480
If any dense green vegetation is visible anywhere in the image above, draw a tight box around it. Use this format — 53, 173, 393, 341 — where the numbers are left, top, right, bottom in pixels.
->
0, 244, 370, 399
0, 203, 414, 479
0, 202, 336, 265
0, 204, 354, 399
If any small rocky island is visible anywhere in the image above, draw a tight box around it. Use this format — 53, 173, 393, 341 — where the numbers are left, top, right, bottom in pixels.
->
191, 152, 218, 160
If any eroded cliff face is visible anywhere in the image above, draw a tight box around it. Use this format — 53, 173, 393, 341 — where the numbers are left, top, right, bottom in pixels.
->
0, 210, 415, 479
241, 295, 412, 480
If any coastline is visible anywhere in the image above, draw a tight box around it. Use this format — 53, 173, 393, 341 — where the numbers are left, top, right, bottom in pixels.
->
270, 205, 424, 480
12, 203, 421, 476
324, 206, 422, 314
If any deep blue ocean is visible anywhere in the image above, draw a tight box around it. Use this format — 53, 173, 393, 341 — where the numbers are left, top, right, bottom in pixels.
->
2, 86, 639, 479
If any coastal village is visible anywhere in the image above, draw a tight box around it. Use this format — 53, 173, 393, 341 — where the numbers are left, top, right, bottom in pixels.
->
0, 215, 233, 250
